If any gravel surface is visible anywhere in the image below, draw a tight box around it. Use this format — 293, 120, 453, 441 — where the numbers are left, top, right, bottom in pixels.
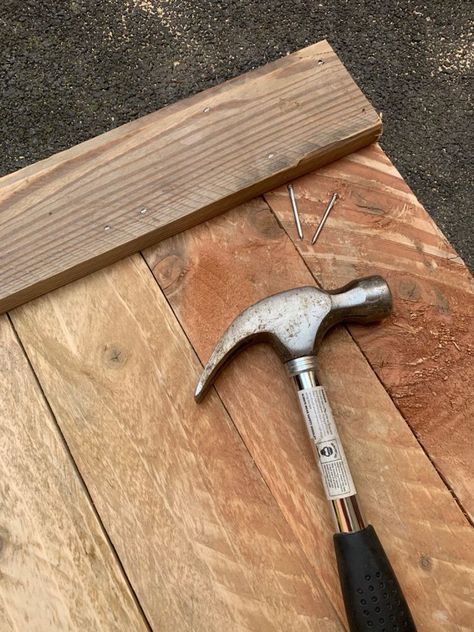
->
1, 0, 472, 268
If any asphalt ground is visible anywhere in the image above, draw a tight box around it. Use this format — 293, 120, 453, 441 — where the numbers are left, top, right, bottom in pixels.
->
1, 1, 472, 269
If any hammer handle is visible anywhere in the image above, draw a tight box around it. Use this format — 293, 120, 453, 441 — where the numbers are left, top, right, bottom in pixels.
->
334, 525, 416, 632
291, 368, 416, 631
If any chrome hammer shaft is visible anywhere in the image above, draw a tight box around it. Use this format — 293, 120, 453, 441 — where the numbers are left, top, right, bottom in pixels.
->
288, 355, 365, 533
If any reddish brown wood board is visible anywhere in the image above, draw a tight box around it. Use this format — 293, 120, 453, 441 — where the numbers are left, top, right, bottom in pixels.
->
264, 143, 474, 520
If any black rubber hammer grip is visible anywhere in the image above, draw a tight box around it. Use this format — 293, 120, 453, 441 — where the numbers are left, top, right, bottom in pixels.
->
334, 525, 416, 631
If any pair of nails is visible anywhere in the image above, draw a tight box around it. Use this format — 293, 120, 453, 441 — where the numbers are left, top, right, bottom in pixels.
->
287, 184, 337, 245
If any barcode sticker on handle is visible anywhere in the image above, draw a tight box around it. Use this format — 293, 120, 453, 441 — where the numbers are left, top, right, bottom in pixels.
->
298, 386, 356, 500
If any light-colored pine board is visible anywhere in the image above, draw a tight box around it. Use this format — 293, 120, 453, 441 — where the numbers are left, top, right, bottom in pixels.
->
144, 199, 474, 631
10, 256, 344, 632
0, 315, 147, 631
0, 40, 381, 315
264, 143, 474, 520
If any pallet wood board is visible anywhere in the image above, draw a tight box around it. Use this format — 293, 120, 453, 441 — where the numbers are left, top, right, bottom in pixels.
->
0, 315, 147, 631
10, 256, 345, 632
0, 40, 381, 314
144, 200, 474, 630
3, 103, 472, 631
264, 143, 474, 520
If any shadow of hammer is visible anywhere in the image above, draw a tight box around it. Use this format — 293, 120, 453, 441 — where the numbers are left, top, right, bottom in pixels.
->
195, 275, 417, 632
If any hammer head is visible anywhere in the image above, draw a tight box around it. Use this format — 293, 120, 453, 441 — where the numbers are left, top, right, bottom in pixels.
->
195, 275, 391, 401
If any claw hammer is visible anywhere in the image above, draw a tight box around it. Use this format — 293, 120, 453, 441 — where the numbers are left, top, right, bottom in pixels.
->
195, 276, 416, 632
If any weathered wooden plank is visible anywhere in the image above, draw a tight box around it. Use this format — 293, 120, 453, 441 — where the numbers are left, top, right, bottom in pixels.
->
10, 256, 344, 632
144, 199, 474, 630
0, 40, 381, 314
0, 316, 147, 631
264, 143, 474, 520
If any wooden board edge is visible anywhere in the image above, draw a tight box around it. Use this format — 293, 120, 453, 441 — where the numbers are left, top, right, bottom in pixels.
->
0, 124, 380, 315
0, 38, 381, 315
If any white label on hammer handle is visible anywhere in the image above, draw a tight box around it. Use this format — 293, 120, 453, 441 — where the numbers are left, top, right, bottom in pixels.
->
298, 386, 356, 500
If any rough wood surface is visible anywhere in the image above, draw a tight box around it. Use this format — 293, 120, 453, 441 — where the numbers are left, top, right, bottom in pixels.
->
0, 40, 380, 315
264, 143, 474, 520
144, 200, 474, 631
11, 256, 345, 632
0, 316, 147, 631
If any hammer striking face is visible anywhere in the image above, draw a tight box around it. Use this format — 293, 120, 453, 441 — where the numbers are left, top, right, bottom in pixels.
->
195, 274, 417, 632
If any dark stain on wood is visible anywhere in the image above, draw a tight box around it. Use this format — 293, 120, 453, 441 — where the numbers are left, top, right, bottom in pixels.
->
398, 278, 421, 302
103, 344, 128, 368
419, 555, 432, 572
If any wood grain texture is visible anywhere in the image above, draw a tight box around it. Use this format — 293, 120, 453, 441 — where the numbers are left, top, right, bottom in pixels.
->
0, 40, 381, 314
264, 143, 474, 520
0, 316, 147, 631
144, 200, 474, 631
11, 256, 345, 632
